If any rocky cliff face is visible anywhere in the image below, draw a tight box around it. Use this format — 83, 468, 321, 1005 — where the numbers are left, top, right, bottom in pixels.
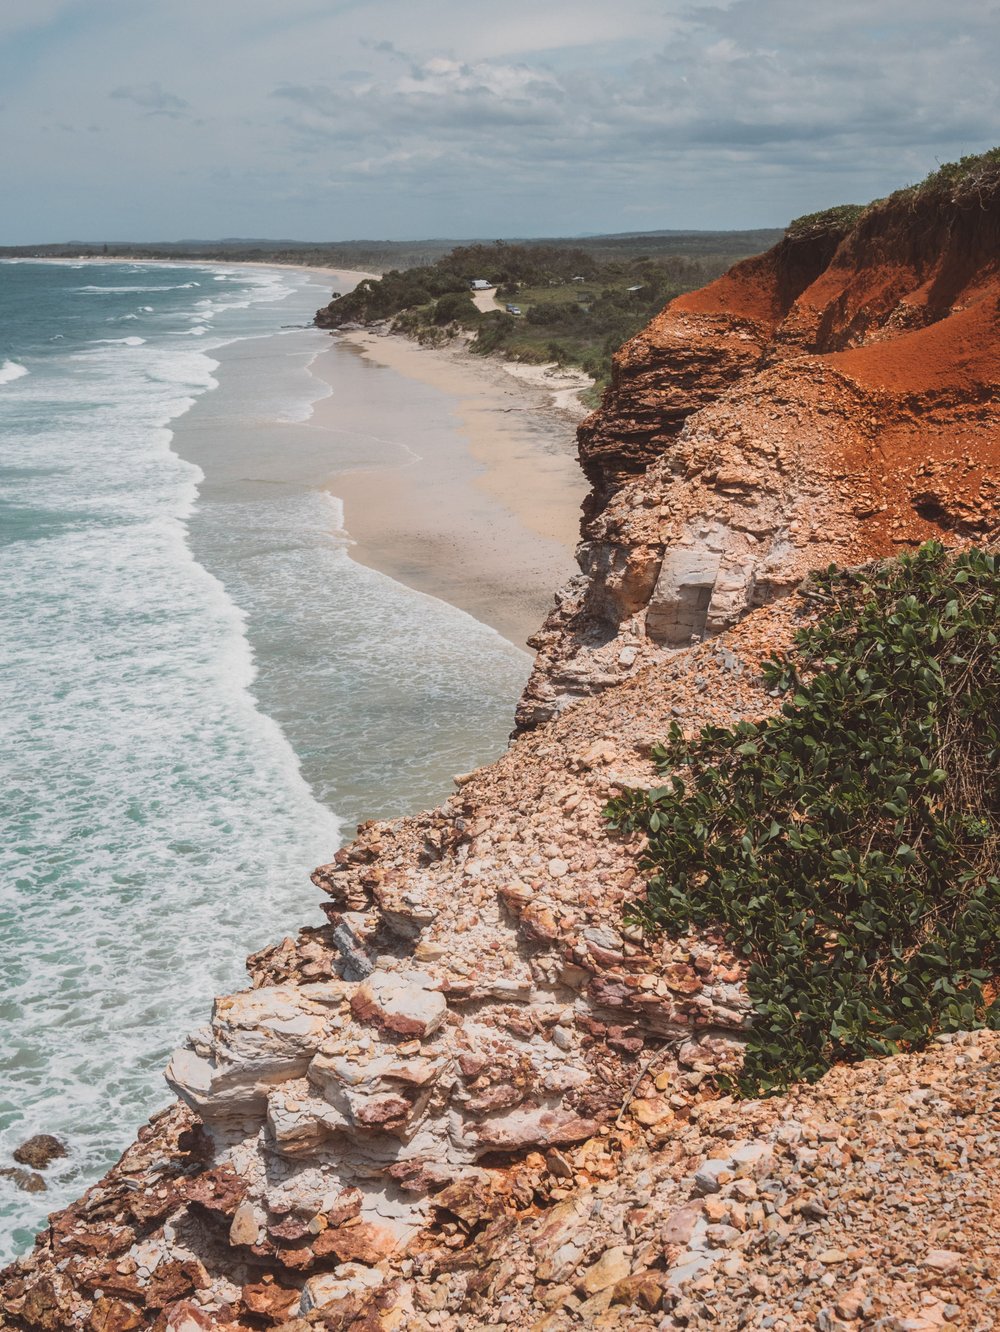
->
517, 188, 1000, 731
4, 180, 1000, 1332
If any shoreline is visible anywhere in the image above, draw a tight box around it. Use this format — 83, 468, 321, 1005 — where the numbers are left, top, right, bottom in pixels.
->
308, 330, 591, 648
0, 253, 377, 288
8, 254, 587, 648
217, 259, 379, 285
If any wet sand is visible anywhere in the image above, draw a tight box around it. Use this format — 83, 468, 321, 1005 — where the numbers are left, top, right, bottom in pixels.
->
310, 331, 591, 647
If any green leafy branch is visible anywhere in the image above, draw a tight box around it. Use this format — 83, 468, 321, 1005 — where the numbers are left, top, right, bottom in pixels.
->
607, 542, 1000, 1096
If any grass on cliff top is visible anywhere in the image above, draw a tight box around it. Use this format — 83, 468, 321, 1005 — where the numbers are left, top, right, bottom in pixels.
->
607, 542, 1000, 1097
785, 146, 1000, 241
900, 146, 1000, 205
785, 203, 867, 241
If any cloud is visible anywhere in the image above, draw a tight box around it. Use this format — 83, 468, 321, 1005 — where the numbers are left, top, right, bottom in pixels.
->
0, 0, 78, 42
2, 0, 1000, 239
110, 81, 190, 117
268, 7, 1000, 189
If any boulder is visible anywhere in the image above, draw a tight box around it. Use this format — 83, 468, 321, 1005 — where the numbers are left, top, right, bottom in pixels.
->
350, 970, 446, 1038
13, 1134, 67, 1169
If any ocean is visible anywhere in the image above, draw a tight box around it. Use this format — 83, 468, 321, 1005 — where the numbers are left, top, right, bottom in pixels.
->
0, 260, 530, 1259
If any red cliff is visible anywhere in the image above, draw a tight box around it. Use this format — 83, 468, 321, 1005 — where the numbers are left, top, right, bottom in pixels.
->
518, 169, 1000, 730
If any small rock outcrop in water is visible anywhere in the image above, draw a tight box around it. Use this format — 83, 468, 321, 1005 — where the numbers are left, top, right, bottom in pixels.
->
0, 1169, 46, 1196
3, 168, 1000, 1330
12, 1136, 66, 1171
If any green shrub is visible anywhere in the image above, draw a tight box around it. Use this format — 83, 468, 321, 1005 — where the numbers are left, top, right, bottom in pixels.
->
525, 300, 589, 329
432, 291, 481, 327
905, 147, 1000, 204
607, 543, 1000, 1096
471, 312, 515, 354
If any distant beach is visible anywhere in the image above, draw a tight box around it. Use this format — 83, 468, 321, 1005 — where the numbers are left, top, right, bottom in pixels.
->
32, 253, 590, 644
312, 329, 591, 647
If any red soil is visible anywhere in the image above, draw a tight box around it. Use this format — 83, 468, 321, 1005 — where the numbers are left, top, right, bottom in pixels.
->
584, 189, 1000, 549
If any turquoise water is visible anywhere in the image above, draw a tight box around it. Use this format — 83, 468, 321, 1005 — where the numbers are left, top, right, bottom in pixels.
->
0, 261, 529, 1259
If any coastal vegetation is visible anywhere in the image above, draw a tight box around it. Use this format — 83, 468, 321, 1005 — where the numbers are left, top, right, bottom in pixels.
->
608, 543, 1000, 1096
784, 145, 1000, 240
317, 236, 777, 389
896, 145, 1000, 205
0, 228, 782, 277
785, 203, 867, 240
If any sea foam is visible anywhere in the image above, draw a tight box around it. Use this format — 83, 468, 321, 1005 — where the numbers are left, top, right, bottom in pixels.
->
0, 262, 340, 1261
0, 359, 29, 385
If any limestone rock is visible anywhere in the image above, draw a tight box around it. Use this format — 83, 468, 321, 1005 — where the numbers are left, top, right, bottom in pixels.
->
922, 1248, 963, 1273
165, 984, 341, 1122
350, 970, 446, 1038
299, 1263, 384, 1313
229, 1201, 261, 1246
163, 1302, 215, 1332
577, 1245, 631, 1295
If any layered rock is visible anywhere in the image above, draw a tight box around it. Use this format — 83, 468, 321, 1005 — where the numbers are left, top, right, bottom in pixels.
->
517, 187, 1000, 730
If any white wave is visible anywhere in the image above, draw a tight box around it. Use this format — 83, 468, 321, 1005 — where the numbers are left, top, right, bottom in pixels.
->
74, 284, 202, 294
0, 359, 28, 385
91, 336, 147, 346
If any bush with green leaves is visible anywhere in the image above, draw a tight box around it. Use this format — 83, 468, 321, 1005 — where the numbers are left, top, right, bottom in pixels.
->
431, 291, 481, 328
607, 543, 1000, 1096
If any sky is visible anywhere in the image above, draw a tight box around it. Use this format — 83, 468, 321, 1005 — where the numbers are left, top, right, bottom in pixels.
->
1, 0, 998, 242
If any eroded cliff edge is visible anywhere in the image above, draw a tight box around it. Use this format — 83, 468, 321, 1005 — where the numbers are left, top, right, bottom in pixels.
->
517, 182, 1000, 731
3, 173, 1000, 1332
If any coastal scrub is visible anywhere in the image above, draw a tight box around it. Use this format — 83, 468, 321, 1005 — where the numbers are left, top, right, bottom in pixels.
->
608, 542, 1000, 1095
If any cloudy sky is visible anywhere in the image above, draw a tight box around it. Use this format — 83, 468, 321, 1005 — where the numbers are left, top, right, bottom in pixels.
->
1, 0, 998, 242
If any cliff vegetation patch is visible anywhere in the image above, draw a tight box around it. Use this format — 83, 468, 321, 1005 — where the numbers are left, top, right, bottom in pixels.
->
608, 542, 1000, 1096
901, 145, 1000, 206
785, 203, 867, 241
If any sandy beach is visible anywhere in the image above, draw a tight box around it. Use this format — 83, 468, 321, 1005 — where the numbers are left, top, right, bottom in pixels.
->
309, 331, 592, 648
234, 261, 380, 285
48, 254, 383, 287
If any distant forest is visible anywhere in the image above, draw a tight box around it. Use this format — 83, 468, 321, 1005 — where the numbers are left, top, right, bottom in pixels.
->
0, 229, 782, 274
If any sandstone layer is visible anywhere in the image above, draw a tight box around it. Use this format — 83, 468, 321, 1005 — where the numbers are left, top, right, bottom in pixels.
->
4, 182, 1000, 1332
